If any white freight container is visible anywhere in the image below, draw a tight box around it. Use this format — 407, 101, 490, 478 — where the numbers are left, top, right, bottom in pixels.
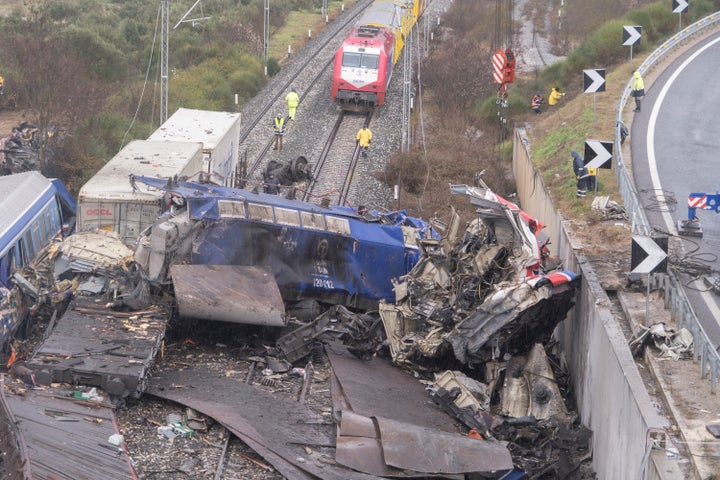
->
77, 139, 204, 246
148, 108, 242, 187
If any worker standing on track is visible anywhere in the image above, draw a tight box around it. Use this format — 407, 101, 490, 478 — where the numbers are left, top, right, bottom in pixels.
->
356, 126, 372, 157
0, 74, 4, 95
272, 114, 285, 151
285, 88, 299, 120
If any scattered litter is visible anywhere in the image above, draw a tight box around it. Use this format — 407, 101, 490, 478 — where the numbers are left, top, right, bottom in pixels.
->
107, 433, 124, 446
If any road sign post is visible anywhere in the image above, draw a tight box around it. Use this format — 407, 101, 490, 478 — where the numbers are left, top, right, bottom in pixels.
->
583, 69, 605, 122
631, 235, 669, 325
583, 139, 612, 195
673, 0, 689, 29
622, 26, 642, 65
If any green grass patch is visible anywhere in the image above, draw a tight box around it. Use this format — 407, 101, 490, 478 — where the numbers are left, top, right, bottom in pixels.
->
269, 1, 351, 62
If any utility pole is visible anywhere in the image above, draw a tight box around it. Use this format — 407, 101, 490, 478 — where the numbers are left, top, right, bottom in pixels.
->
160, 1, 210, 124
263, 0, 270, 75
401, 17, 414, 153
160, 0, 169, 124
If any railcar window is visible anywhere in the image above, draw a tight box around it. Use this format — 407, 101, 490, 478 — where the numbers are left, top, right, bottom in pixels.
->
247, 203, 274, 222
47, 202, 61, 235
300, 212, 326, 231
0, 250, 14, 287
31, 220, 42, 256
14, 242, 24, 268
325, 216, 351, 235
342, 52, 361, 68
361, 55, 379, 69
274, 207, 301, 227
23, 231, 35, 263
218, 200, 246, 218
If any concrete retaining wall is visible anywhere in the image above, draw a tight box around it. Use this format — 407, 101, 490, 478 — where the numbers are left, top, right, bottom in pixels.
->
512, 128, 679, 480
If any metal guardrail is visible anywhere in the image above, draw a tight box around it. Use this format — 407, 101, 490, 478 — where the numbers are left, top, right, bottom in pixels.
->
615, 12, 720, 391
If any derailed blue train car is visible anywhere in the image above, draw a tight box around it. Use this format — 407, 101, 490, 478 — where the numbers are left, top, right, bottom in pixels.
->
0, 171, 76, 354
132, 175, 437, 318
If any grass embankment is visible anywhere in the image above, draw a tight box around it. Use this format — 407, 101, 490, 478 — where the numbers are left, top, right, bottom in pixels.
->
529, 62, 637, 217
269, 1, 352, 63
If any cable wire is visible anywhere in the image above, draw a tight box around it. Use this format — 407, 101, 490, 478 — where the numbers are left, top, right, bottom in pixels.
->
120, 4, 162, 151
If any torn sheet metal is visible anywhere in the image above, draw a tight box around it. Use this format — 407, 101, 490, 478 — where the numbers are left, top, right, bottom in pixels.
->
376, 415, 513, 474
500, 343, 571, 420
148, 365, 383, 480
428, 370, 496, 434
378, 181, 579, 369
327, 347, 458, 433
450, 182, 541, 279
170, 264, 286, 326
335, 410, 465, 480
54, 229, 135, 271
381, 272, 578, 368
447, 276, 577, 365
630, 322, 695, 360
0, 376, 137, 480
337, 410, 512, 478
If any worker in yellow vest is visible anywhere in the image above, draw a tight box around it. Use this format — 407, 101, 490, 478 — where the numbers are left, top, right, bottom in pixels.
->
285, 88, 299, 120
356, 127, 372, 157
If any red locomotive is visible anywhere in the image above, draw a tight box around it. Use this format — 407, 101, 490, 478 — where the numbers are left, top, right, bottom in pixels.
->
331, 0, 426, 110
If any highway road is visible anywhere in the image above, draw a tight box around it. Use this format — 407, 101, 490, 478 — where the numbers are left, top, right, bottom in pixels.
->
630, 31, 720, 347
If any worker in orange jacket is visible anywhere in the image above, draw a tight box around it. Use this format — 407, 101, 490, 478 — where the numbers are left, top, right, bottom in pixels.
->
531, 91, 544, 114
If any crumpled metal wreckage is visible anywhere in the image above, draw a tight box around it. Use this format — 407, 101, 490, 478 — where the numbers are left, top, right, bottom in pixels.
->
278, 180, 580, 374
629, 321, 694, 360
275, 181, 588, 477
379, 183, 579, 370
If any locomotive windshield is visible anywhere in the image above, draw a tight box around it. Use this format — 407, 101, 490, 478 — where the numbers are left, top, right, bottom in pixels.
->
361, 54, 379, 69
342, 52, 379, 69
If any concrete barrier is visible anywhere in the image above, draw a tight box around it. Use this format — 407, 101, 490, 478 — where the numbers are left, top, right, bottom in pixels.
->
513, 128, 683, 479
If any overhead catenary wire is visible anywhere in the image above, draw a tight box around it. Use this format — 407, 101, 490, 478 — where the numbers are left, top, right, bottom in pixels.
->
120, 4, 162, 151
414, 12, 431, 212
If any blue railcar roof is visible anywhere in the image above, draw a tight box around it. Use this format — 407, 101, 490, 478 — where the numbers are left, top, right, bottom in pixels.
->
0, 171, 57, 250
131, 175, 435, 244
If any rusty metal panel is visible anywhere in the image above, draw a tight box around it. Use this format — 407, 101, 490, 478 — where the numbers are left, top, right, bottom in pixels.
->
338, 409, 378, 438
375, 416, 514, 474
170, 264, 286, 326
335, 411, 465, 479
336, 410, 404, 478
148, 366, 383, 480
1, 378, 137, 480
27, 297, 169, 398
327, 348, 458, 433
336, 436, 398, 477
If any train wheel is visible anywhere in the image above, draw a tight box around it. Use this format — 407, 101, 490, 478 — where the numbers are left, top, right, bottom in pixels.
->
290, 156, 309, 181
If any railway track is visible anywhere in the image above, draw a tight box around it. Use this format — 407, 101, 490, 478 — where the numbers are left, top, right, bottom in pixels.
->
302, 110, 372, 205
237, 0, 373, 199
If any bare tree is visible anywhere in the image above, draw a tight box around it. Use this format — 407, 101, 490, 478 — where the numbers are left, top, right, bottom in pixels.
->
0, 0, 105, 174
